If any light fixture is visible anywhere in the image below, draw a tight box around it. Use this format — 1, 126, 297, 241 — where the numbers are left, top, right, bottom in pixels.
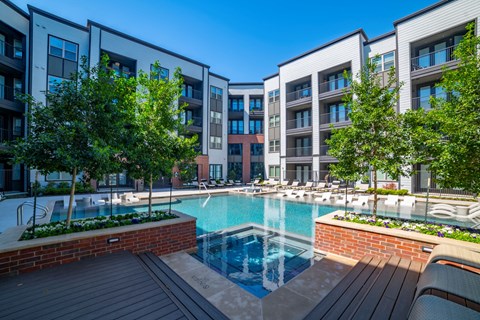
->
107, 237, 120, 244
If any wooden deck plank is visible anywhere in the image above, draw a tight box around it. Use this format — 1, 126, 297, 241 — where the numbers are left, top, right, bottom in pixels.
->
390, 260, 423, 320
114, 296, 175, 320
304, 255, 376, 320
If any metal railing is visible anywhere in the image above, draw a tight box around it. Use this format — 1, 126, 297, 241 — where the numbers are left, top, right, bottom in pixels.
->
0, 84, 22, 102
286, 87, 311, 103
411, 44, 458, 71
17, 201, 49, 225
0, 40, 23, 60
182, 88, 203, 100
320, 145, 330, 156
319, 111, 351, 125
411, 93, 448, 111
0, 128, 22, 143
319, 77, 350, 94
282, 170, 318, 184
184, 116, 202, 127
286, 146, 312, 157
286, 117, 312, 130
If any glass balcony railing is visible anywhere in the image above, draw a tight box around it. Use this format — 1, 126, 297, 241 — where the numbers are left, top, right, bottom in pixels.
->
319, 77, 350, 94
319, 111, 351, 125
286, 146, 312, 157
412, 93, 448, 111
319, 145, 330, 156
184, 116, 202, 127
0, 84, 22, 102
181, 88, 203, 100
0, 40, 23, 60
0, 128, 22, 143
286, 117, 312, 130
411, 45, 458, 71
286, 87, 311, 103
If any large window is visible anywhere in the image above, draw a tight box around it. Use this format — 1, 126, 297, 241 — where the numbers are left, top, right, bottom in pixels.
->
249, 120, 263, 134
250, 163, 264, 180
46, 171, 73, 181
372, 51, 395, 73
227, 162, 242, 180
269, 165, 280, 178
328, 102, 350, 123
327, 71, 350, 91
228, 143, 242, 155
269, 140, 280, 152
48, 75, 66, 93
249, 98, 263, 111
228, 98, 244, 111
209, 164, 222, 180
250, 144, 264, 156
269, 115, 280, 128
228, 120, 244, 134
210, 86, 223, 100
268, 89, 280, 103
150, 65, 169, 80
210, 111, 222, 124
49, 36, 78, 61
210, 136, 222, 149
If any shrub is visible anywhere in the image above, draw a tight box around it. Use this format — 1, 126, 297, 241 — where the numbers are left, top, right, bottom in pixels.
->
382, 182, 397, 190
366, 188, 408, 195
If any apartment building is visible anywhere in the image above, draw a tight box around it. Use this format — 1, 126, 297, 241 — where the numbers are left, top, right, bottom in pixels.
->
227, 83, 264, 182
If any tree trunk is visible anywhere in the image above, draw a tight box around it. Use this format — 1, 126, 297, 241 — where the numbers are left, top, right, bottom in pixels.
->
66, 167, 77, 227
372, 167, 378, 219
148, 174, 153, 217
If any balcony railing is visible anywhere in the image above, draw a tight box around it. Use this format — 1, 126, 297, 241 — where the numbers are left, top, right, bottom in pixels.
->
184, 116, 202, 127
0, 128, 22, 143
412, 93, 448, 111
0, 40, 23, 60
286, 146, 312, 157
182, 88, 203, 100
0, 84, 22, 102
286, 87, 311, 103
320, 145, 330, 156
319, 111, 351, 125
411, 44, 458, 71
286, 117, 312, 130
319, 77, 350, 94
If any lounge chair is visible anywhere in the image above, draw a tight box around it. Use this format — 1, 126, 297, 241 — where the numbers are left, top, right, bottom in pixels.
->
384, 195, 399, 206
351, 195, 369, 206
313, 182, 326, 192
92, 194, 106, 205
123, 192, 140, 203
219, 179, 227, 187
252, 179, 261, 186
63, 196, 77, 209
426, 244, 480, 271
336, 195, 353, 205
355, 183, 370, 194
288, 181, 300, 189
288, 190, 305, 198
214, 180, 225, 187
278, 189, 294, 197
431, 202, 480, 213
224, 180, 234, 186
233, 180, 243, 186
301, 181, 314, 190
106, 193, 121, 205
279, 180, 290, 189
400, 196, 416, 207
314, 192, 332, 202
408, 295, 480, 320
206, 180, 216, 188
428, 207, 480, 225
328, 184, 340, 193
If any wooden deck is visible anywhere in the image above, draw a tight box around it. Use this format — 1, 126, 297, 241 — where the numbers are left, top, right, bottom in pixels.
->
0, 251, 227, 320
304, 255, 424, 320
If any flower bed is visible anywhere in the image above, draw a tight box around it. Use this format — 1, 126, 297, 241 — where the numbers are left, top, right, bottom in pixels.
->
21, 211, 177, 240
333, 212, 480, 244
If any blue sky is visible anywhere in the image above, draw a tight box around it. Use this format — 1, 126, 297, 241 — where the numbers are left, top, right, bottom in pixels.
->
12, 0, 440, 82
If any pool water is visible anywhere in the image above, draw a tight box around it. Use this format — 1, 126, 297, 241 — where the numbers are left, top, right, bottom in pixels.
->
192, 226, 314, 298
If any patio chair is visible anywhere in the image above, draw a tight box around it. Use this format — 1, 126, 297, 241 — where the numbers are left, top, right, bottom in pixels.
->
301, 181, 314, 190
289, 181, 300, 189
328, 184, 340, 193
288, 190, 305, 198
106, 193, 121, 205
313, 182, 326, 192
215, 180, 225, 187
206, 180, 216, 188
224, 180, 234, 187
355, 183, 370, 194
425, 244, 480, 271
233, 180, 243, 186
278, 189, 294, 197
428, 207, 480, 225
351, 195, 369, 206
92, 194, 106, 205
63, 196, 77, 209
384, 195, 399, 206
431, 202, 480, 213
408, 295, 480, 320
400, 196, 416, 207
252, 179, 261, 186
219, 179, 228, 187
336, 195, 353, 205
314, 192, 332, 202
123, 192, 140, 203
279, 180, 290, 189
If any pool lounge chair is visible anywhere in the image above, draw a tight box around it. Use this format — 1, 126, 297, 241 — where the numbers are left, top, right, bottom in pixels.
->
300, 181, 314, 190
252, 179, 261, 186
314, 192, 332, 202
384, 195, 399, 206
92, 194, 106, 205
354, 183, 370, 194
313, 182, 327, 192
288, 190, 305, 198
351, 195, 369, 206
106, 193, 121, 205
63, 196, 77, 209
336, 195, 353, 205
408, 295, 480, 320
426, 244, 480, 271
224, 180, 234, 186
233, 180, 243, 186
431, 202, 480, 213
123, 192, 140, 203
428, 207, 480, 225
400, 196, 416, 207
328, 184, 340, 193
278, 189, 294, 197
278, 180, 290, 189
288, 181, 300, 189
206, 180, 217, 188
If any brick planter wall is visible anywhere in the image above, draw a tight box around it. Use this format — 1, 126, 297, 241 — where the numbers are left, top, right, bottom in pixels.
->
315, 212, 480, 264
0, 214, 196, 277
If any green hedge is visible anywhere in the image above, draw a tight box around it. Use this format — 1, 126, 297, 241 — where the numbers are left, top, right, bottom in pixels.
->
40, 182, 95, 195
366, 188, 408, 195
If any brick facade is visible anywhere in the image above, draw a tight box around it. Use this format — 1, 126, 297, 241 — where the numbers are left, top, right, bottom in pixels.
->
228, 134, 265, 183
0, 219, 196, 277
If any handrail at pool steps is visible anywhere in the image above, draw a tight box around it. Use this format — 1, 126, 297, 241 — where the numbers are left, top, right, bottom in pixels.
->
17, 201, 49, 225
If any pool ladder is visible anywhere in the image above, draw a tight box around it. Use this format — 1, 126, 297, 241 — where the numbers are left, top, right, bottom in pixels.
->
200, 182, 211, 207
17, 201, 49, 226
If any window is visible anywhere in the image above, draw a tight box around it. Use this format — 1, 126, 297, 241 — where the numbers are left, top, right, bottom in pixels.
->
326, 71, 350, 91
228, 144, 242, 155
49, 36, 78, 61
227, 162, 242, 180
210, 86, 223, 100
150, 65, 169, 80
328, 102, 350, 123
269, 166, 280, 178
228, 120, 244, 134
13, 118, 22, 136
268, 89, 280, 103
269, 140, 280, 152
249, 120, 263, 134
210, 136, 222, 149
269, 115, 280, 128
46, 171, 73, 181
250, 162, 264, 180
12, 164, 21, 181
376, 170, 394, 181
210, 111, 222, 124
228, 98, 244, 111
371, 51, 395, 73
209, 164, 222, 180
182, 84, 194, 98
250, 144, 263, 156
48, 75, 66, 93
249, 98, 263, 111
14, 39, 22, 59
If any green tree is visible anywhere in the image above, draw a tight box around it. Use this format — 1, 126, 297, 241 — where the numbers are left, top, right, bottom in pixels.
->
428, 23, 480, 195
327, 59, 415, 217
123, 63, 198, 216
13, 56, 128, 226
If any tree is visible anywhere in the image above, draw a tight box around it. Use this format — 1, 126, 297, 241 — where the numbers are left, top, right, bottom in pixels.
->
327, 59, 415, 217
123, 63, 198, 216
13, 56, 127, 226
427, 23, 480, 195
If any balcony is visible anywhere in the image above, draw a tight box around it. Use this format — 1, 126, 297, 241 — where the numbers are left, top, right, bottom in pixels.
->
286, 87, 312, 108
249, 106, 264, 118
184, 116, 202, 133
286, 117, 312, 135
228, 108, 244, 119
286, 146, 312, 163
319, 111, 351, 129
318, 78, 350, 100
0, 128, 21, 145
180, 88, 203, 108
0, 84, 24, 112
0, 40, 24, 72
411, 45, 458, 79
412, 93, 447, 111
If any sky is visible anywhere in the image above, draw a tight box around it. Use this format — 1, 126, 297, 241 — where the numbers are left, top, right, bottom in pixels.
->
12, 0, 440, 82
